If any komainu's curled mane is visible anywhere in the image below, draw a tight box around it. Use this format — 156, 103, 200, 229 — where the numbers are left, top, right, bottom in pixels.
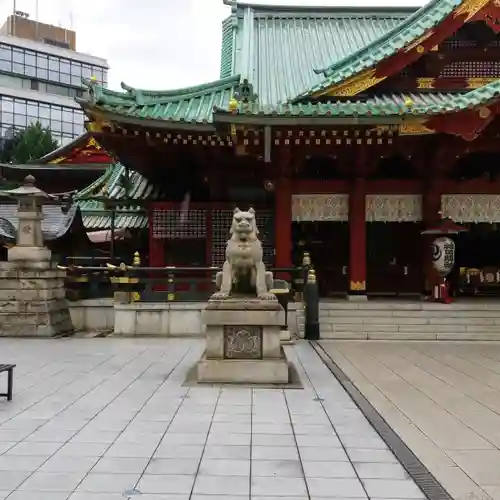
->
211, 207, 275, 301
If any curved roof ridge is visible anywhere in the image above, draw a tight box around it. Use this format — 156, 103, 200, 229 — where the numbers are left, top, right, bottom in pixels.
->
119, 74, 241, 98
224, 0, 420, 15
293, 0, 462, 100
79, 75, 241, 108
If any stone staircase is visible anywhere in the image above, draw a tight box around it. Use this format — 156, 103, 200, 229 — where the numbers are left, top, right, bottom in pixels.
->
319, 300, 500, 340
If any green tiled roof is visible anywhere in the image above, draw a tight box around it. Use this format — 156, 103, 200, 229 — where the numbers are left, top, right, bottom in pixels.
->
228, 2, 418, 105
220, 16, 237, 79
78, 75, 240, 125
218, 79, 500, 119
299, 0, 462, 99
75, 164, 161, 229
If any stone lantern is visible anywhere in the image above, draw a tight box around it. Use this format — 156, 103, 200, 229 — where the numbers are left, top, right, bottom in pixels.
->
4, 175, 51, 265
0, 175, 74, 336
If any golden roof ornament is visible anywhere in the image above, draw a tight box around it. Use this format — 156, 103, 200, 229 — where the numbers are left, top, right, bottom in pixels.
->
228, 98, 239, 113
404, 97, 414, 108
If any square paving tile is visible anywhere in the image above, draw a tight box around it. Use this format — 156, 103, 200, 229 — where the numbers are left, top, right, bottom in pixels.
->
17, 471, 86, 492
303, 461, 357, 478
251, 459, 303, 478
0, 455, 47, 471
76, 472, 141, 493
92, 456, 149, 474
306, 477, 367, 497
198, 458, 249, 476
193, 475, 249, 495
7, 492, 70, 500
0, 471, 31, 491
354, 462, 409, 480
252, 476, 308, 496
138, 474, 196, 494
362, 478, 425, 499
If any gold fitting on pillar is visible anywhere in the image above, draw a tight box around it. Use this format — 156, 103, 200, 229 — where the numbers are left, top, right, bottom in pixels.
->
350, 280, 366, 291
133, 251, 141, 266
307, 268, 317, 284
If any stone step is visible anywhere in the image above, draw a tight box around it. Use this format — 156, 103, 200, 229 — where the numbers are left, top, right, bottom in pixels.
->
319, 309, 500, 318
319, 316, 500, 326
320, 322, 500, 333
320, 330, 500, 341
319, 301, 500, 311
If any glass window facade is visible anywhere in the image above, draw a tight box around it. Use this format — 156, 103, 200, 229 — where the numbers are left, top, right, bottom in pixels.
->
0, 95, 85, 147
0, 43, 108, 88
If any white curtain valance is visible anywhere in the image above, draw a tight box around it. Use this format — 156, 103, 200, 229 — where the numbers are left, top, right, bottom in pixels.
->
365, 195, 422, 222
441, 195, 500, 222
292, 194, 348, 222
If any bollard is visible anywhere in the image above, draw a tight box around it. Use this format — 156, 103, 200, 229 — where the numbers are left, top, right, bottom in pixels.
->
130, 251, 141, 302
304, 267, 320, 340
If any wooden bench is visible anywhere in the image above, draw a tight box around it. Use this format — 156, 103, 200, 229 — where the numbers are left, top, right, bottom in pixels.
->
0, 364, 15, 401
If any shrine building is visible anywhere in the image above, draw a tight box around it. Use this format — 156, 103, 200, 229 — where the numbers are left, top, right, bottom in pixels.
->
76, 0, 500, 298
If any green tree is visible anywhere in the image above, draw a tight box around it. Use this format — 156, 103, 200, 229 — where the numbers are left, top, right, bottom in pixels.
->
5, 122, 58, 164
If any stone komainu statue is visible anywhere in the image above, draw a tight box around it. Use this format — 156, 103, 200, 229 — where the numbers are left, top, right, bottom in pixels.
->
211, 207, 276, 301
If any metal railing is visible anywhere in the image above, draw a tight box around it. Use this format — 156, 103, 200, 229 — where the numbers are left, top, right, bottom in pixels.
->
60, 252, 305, 303
60, 251, 321, 339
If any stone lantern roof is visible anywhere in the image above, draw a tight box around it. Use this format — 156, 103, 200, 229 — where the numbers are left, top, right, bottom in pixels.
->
1, 175, 49, 199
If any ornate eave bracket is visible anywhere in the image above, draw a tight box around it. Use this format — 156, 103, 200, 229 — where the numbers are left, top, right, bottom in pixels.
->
425, 104, 499, 141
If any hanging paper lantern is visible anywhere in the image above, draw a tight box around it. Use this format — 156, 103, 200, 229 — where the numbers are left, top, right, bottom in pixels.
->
431, 236, 455, 276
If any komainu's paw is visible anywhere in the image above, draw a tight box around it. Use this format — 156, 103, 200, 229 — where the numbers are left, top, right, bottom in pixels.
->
258, 292, 277, 301
210, 292, 229, 300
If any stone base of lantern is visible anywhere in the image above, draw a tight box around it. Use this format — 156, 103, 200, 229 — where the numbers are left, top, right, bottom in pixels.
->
7, 246, 52, 265
0, 259, 74, 337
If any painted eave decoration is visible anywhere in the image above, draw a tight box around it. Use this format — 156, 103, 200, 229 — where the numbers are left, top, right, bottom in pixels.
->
36, 132, 114, 165
295, 0, 500, 99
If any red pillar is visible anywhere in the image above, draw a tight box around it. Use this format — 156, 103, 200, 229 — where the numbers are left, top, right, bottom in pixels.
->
275, 177, 292, 274
349, 177, 367, 295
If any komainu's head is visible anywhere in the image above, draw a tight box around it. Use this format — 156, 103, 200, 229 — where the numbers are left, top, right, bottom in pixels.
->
230, 207, 259, 241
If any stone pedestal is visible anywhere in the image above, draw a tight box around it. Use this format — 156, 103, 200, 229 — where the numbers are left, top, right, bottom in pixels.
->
197, 299, 289, 384
0, 260, 74, 337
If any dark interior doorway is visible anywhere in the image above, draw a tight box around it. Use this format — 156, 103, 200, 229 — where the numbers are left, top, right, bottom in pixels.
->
367, 222, 423, 295
292, 221, 349, 297
454, 223, 500, 296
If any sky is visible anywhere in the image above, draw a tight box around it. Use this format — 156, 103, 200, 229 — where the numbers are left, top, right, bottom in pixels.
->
0, 0, 425, 91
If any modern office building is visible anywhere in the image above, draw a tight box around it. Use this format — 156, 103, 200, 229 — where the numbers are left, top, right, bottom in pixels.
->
0, 13, 108, 148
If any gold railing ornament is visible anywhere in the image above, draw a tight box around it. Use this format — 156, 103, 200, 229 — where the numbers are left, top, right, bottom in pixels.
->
307, 268, 317, 284
302, 251, 311, 266
133, 251, 141, 266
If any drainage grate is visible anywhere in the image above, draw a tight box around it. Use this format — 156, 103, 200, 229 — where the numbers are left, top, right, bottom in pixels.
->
311, 341, 453, 500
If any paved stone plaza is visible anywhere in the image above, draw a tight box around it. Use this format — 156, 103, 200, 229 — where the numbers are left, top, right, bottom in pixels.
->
321, 340, 500, 500
0, 338, 424, 500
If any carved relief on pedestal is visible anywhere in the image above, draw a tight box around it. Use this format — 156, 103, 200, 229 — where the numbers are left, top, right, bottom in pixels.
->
292, 194, 348, 222
223, 326, 263, 359
441, 195, 500, 222
365, 195, 423, 222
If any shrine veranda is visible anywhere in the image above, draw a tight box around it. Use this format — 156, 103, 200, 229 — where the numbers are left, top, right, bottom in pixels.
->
72, 0, 500, 298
